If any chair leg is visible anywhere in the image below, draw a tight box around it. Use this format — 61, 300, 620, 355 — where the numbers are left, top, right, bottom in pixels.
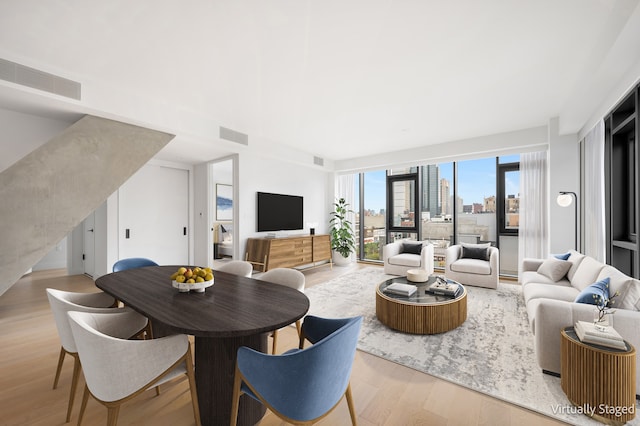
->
271, 329, 278, 354
230, 367, 243, 426
66, 354, 81, 422
106, 406, 120, 426
53, 346, 66, 389
345, 383, 357, 426
185, 346, 201, 426
78, 385, 90, 426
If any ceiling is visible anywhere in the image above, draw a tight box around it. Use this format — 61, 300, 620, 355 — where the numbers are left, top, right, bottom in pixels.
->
1, 0, 640, 167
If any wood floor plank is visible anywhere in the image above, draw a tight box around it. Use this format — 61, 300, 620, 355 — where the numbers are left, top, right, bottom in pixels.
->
0, 265, 567, 425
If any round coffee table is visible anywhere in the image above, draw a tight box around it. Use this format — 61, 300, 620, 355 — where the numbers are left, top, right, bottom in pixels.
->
375, 275, 467, 334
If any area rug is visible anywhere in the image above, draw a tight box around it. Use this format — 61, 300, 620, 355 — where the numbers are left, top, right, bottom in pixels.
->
305, 267, 639, 425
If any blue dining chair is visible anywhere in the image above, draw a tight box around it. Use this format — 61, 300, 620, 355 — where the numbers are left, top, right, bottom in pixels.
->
112, 257, 159, 272
112, 257, 158, 339
230, 315, 362, 425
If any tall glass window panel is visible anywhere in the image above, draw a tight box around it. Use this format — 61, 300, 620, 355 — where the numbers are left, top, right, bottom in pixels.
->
390, 180, 415, 228
363, 170, 386, 261
421, 163, 453, 268
504, 169, 520, 232
456, 158, 497, 246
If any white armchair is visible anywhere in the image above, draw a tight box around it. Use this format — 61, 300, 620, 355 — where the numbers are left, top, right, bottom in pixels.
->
445, 243, 499, 289
383, 240, 434, 276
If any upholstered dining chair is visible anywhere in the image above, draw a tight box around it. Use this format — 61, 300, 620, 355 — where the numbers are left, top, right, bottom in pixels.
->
46, 289, 148, 423
112, 257, 158, 272
231, 315, 362, 426
215, 260, 253, 277
258, 268, 306, 354
67, 310, 201, 426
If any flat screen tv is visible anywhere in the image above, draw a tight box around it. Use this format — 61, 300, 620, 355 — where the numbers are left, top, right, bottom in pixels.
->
257, 192, 304, 232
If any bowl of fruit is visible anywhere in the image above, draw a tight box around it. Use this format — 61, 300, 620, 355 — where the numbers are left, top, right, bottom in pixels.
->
170, 267, 214, 293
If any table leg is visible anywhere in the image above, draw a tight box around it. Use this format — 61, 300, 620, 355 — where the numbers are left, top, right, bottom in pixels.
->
195, 333, 268, 426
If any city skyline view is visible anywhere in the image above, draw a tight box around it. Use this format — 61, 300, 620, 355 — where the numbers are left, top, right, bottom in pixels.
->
361, 155, 520, 214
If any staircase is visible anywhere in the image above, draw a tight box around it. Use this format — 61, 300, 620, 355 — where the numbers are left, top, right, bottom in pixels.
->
0, 115, 173, 296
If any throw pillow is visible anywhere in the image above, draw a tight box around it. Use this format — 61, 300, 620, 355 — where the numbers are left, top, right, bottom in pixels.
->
460, 245, 489, 260
553, 252, 571, 260
402, 242, 423, 255
537, 258, 572, 282
574, 277, 610, 305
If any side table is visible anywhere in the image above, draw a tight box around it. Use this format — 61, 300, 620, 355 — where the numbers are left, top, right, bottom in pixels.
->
561, 327, 636, 425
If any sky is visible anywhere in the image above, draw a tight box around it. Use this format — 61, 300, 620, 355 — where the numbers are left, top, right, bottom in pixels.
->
360, 155, 520, 213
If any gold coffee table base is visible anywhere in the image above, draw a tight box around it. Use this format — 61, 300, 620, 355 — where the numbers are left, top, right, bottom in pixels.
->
376, 279, 467, 334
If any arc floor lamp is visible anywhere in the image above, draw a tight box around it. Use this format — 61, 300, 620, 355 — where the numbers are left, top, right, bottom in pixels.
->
557, 191, 578, 250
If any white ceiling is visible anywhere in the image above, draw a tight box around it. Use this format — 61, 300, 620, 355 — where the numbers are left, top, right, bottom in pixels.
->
1, 0, 640, 167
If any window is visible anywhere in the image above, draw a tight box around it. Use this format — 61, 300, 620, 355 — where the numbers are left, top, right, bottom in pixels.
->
498, 163, 520, 234
455, 158, 497, 245
361, 170, 386, 261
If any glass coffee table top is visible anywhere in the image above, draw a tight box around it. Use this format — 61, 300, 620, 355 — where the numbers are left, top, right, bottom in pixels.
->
378, 275, 465, 305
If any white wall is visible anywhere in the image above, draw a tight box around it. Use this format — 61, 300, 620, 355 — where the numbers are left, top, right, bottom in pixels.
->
32, 237, 67, 271
548, 117, 580, 254
237, 152, 332, 258
0, 108, 74, 173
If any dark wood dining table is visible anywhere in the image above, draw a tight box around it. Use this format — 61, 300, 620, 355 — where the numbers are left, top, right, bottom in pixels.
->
95, 265, 310, 426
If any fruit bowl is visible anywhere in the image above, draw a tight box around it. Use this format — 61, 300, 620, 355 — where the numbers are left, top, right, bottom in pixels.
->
169, 266, 215, 293
172, 279, 214, 293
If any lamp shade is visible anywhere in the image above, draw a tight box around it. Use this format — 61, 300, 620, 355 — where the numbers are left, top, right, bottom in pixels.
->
557, 193, 574, 207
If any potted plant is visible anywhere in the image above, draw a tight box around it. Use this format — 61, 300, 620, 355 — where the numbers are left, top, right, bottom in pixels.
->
330, 197, 356, 266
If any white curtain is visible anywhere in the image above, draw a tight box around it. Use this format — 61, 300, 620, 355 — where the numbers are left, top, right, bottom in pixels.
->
583, 120, 606, 262
518, 151, 549, 279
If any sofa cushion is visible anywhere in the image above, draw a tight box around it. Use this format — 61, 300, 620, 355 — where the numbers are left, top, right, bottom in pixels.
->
574, 277, 610, 305
622, 279, 640, 311
523, 282, 580, 305
569, 256, 605, 291
521, 270, 571, 287
597, 266, 633, 309
537, 258, 572, 282
450, 258, 491, 275
566, 251, 586, 282
388, 253, 422, 267
402, 242, 423, 255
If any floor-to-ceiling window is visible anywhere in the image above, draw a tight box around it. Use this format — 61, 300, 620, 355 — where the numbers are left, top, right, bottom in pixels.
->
361, 170, 387, 261
353, 155, 520, 276
420, 163, 454, 268
455, 158, 497, 246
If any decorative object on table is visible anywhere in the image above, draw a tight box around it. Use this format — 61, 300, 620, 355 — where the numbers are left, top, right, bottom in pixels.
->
216, 183, 232, 221
427, 276, 463, 297
406, 268, 430, 283
593, 279, 619, 326
170, 266, 214, 292
383, 282, 417, 297
574, 320, 626, 350
329, 197, 355, 266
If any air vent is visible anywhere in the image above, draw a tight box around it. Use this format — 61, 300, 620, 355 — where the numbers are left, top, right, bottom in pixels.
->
0, 58, 81, 100
219, 126, 248, 145
313, 156, 324, 166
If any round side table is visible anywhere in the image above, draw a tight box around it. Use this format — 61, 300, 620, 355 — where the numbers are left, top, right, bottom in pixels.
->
560, 327, 636, 425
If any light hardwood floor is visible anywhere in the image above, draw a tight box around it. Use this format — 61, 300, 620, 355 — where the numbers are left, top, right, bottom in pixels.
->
0, 265, 567, 426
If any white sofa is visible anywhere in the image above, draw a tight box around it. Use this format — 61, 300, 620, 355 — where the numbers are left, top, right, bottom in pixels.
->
521, 250, 640, 394
445, 244, 499, 289
383, 240, 434, 276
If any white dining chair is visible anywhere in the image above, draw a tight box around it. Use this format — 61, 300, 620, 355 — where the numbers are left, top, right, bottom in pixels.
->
46, 288, 148, 423
258, 268, 306, 354
67, 310, 201, 426
215, 260, 253, 278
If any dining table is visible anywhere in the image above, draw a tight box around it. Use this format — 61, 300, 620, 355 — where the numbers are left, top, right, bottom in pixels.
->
95, 265, 310, 426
